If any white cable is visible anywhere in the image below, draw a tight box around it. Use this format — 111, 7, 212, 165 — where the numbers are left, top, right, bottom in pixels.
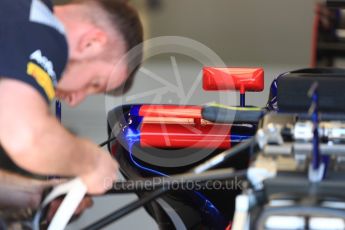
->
32, 178, 87, 230
232, 195, 250, 230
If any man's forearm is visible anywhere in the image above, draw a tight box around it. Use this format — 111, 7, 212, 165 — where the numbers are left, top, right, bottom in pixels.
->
0, 80, 100, 177
9, 115, 100, 177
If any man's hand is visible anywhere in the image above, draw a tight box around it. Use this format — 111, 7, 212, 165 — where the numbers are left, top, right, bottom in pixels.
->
79, 142, 119, 194
0, 170, 95, 223
47, 197, 93, 222
0, 170, 61, 210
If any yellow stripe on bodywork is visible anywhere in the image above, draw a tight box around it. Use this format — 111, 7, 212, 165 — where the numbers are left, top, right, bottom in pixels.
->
206, 103, 262, 111
27, 62, 55, 100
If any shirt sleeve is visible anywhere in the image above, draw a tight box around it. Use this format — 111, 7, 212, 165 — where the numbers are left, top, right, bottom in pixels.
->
0, 20, 68, 103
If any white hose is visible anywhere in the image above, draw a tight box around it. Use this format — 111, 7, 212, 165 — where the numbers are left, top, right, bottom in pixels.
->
32, 178, 87, 230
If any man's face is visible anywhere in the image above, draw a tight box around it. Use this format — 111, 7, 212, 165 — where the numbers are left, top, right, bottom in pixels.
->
55, 57, 128, 107
54, 5, 128, 107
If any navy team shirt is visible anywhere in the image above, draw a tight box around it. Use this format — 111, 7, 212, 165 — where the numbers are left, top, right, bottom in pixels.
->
0, 0, 68, 176
0, 0, 68, 103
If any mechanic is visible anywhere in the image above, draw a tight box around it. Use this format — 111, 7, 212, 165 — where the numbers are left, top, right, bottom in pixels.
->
0, 0, 143, 219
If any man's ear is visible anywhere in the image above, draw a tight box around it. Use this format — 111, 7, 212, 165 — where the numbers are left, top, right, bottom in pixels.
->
76, 28, 108, 59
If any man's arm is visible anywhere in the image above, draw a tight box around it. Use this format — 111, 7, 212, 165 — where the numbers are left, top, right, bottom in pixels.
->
0, 79, 117, 194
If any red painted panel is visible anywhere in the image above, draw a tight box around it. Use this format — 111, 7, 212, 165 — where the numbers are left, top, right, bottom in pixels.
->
203, 67, 264, 93
139, 105, 202, 119
140, 123, 231, 149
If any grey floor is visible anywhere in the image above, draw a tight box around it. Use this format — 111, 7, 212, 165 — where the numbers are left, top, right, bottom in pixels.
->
63, 61, 306, 229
